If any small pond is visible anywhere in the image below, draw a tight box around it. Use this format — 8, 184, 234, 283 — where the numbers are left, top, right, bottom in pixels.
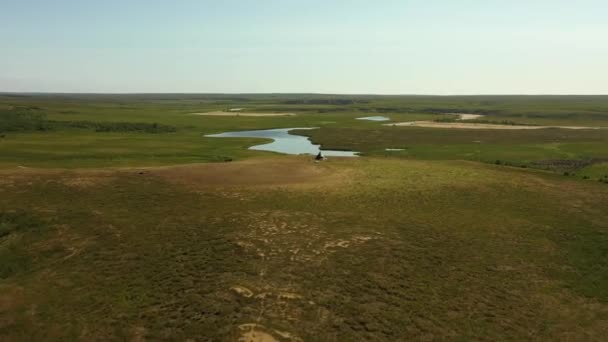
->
206, 128, 359, 157
357, 116, 390, 122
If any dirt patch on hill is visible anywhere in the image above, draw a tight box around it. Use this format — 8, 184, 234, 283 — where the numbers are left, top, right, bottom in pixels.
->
0, 158, 357, 190
0, 286, 24, 331
447, 113, 485, 120
0, 168, 116, 188
149, 158, 356, 189
238, 323, 301, 342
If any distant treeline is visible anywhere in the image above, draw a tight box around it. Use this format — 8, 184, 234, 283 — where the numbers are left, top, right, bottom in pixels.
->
55, 120, 177, 133
357, 107, 502, 114
0, 110, 176, 134
529, 158, 608, 172
282, 99, 368, 105
419, 108, 501, 115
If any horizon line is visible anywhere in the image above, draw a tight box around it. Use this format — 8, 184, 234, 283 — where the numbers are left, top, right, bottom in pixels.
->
2, 92, 608, 97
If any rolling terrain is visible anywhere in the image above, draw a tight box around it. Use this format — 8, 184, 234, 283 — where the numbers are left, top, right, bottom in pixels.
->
1, 94, 608, 341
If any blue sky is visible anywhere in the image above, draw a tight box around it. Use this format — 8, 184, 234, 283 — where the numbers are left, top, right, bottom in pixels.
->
1, 0, 607, 94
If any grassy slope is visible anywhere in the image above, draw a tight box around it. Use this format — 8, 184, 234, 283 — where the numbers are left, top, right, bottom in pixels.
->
1, 158, 608, 341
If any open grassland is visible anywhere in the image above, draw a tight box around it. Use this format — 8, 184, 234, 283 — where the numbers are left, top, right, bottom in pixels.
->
1, 158, 608, 341
2, 94, 608, 176
2, 94, 608, 340
297, 126, 608, 167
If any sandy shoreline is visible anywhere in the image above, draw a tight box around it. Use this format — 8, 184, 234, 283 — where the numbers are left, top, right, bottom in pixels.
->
388, 113, 601, 130
385, 121, 600, 130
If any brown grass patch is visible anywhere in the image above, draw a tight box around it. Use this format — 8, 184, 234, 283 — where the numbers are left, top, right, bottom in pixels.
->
0, 286, 24, 331
190, 111, 295, 117
149, 157, 355, 189
388, 121, 601, 130
0, 157, 355, 190
0, 168, 116, 189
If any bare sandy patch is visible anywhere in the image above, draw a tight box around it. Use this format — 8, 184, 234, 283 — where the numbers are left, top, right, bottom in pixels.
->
190, 111, 295, 117
387, 121, 601, 130
131, 326, 147, 342
446, 113, 485, 120
231, 286, 254, 298
277, 292, 303, 300
238, 324, 278, 342
389, 112, 602, 129
63, 177, 106, 188
238, 324, 301, 342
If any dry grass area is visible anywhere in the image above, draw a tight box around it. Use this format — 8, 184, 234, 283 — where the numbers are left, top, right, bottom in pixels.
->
387, 121, 601, 130
190, 112, 296, 117
148, 157, 356, 189
1, 158, 607, 340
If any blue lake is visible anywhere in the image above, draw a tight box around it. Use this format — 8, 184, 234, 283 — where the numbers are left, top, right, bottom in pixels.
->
206, 128, 359, 157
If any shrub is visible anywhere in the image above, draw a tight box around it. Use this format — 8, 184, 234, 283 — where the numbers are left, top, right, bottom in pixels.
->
57, 120, 176, 133
1, 108, 176, 134
0, 210, 43, 238
0, 244, 31, 278
0, 211, 46, 279
0, 110, 50, 132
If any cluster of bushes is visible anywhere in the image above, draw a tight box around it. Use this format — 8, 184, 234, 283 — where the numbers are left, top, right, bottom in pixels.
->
0, 210, 46, 279
0, 109, 176, 134
0, 210, 43, 238
282, 99, 367, 105
493, 159, 608, 184
494, 160, 527, 168
530, 159, 608, 173
56, 120, 177, 133
0, 110, 51, 132
565, 173, 608, 184
420, 107, 497, 115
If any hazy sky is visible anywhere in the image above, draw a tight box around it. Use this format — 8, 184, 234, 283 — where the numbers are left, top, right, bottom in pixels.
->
1, 0, 607, 94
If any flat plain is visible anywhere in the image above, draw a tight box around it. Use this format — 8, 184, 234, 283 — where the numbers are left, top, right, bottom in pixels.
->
1, 94, 608, 341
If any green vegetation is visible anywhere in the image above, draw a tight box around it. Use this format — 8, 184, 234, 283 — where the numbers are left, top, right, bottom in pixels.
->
297, 126, 608, 170
1, 159, 607, 340
0, 110, 50, 132
1, 94, 608, 340
0, 108, 176, 134
0, 210, 49, 279
1, 93, 608, 169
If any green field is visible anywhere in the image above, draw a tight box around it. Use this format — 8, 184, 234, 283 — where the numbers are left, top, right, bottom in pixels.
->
1, 94, 608, 340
